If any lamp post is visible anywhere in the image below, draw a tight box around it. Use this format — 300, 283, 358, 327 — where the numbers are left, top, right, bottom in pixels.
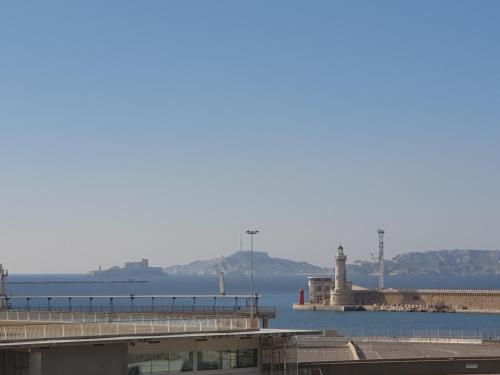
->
246, 230, 259, 319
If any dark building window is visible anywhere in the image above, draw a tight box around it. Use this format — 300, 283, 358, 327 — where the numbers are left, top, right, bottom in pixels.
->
197, 349, 257, 371
128, 352, 194, 374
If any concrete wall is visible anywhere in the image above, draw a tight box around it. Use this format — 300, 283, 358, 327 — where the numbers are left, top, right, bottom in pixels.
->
39, 344, 127, 375
352, 291, 384, 306
302, 357, 500, 375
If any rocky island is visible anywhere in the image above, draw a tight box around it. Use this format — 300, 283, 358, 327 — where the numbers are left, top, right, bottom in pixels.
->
89, 258, 167, 278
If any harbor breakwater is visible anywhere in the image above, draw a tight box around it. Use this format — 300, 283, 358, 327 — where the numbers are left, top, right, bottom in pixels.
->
296, 288, 500, 313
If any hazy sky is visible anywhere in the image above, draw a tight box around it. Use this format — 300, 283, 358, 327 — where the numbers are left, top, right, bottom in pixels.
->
1, 1, 499, 273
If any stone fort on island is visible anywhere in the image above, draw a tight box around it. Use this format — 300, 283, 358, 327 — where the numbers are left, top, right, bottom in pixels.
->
294, 244, 500, 313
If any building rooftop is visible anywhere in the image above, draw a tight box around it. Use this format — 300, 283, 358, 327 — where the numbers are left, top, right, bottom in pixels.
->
355, 341, 500, 360
0, 325, 318, 349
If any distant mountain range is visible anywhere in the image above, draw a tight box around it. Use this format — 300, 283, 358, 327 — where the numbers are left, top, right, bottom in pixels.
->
164, 249, 500, 277
349, 250, 500, 276
163, 250, 329, 276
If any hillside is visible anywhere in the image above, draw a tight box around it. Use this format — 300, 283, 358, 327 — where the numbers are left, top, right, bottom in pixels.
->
164, 250, 329, 276
349, 250, 500, 276
164, 249, 500, 277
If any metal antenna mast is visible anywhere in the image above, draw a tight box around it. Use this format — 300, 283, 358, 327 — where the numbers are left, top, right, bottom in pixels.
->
246, 230, 259, 319
0, 264, 8, 309
377, 227, 385, 290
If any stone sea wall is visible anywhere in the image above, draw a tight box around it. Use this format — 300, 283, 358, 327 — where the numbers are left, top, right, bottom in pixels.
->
353, 289, 500, 311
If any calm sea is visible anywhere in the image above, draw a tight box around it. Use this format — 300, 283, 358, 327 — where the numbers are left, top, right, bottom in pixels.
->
6, 274, 500, 334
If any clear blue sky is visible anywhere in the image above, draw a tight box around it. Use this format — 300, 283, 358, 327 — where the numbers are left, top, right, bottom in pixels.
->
1, 1, 499, 273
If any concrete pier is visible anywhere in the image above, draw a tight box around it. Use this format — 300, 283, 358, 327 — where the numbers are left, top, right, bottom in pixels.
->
299, 243, 500, 314
294, 287, 500, 313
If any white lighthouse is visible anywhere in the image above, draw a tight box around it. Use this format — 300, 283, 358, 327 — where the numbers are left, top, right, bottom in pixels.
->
330, 243, 354, 306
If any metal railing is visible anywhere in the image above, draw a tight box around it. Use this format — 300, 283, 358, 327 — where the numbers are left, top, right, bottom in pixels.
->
336, 327, 500, 341
293, 336, 350, 348
5, 305, 276, 317
0, 316, 259, 342
0, 310, 242, 323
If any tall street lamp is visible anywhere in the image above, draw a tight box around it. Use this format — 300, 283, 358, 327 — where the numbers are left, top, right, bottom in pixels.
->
246, 230, 259, 319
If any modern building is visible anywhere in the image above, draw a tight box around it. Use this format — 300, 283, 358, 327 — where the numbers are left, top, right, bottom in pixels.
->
0, 300, 310, 375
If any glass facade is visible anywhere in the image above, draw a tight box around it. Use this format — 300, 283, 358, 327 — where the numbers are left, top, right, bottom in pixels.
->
196, 349, 258, 371
128, 352, 194, 374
